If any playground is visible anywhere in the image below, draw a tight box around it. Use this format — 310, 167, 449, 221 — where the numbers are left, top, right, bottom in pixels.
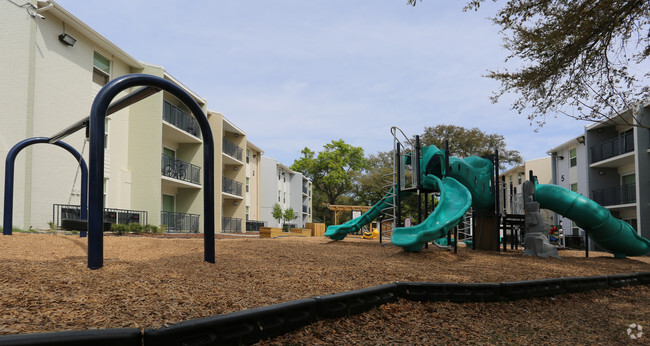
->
0, 233, 647, 344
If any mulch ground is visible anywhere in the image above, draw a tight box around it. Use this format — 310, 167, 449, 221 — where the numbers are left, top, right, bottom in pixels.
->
0, 233, 648, 344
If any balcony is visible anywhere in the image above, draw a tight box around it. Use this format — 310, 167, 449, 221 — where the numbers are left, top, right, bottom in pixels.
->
161, 154, 201, 186
53, 204, 148, 228
591, 184, 636, 207
223, 138, 243, 161
161, 211, 200, 233
222, 217, 242, 233
163, 100, 201, 139
590, 132, 634, 164
222, 176, 243, 196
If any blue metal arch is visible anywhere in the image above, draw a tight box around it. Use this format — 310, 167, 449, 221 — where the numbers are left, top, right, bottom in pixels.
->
3, 137, 88, 236
87, 74, 215, 269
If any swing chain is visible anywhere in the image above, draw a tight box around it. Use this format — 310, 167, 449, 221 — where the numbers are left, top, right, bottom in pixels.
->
67, 137, 88, 205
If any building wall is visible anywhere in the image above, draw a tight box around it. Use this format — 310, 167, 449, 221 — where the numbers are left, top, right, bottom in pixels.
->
635, 106, 650, 239
0, 3, 140, 229
260, 156, 278, 227
245, 143, 262, 222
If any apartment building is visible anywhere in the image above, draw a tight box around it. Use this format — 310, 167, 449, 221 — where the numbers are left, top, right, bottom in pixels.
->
0, 0, 258, 233
584, 103, 650, 240
546, 102, 650, 246
259, 157, 312, 228
499, 157, 553, 224
245, 141, 263, 230
547, 136, 589, 239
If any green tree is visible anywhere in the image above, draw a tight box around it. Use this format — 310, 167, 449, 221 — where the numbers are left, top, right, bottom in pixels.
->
418, 124, 523, 168
283, 208, 296, 230
291, 139, 367, 224
353, 151, 394, 206
272, 203, 283, 228
410, 0, 650, 127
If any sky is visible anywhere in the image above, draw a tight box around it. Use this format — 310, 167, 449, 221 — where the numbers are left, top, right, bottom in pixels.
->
56, 0, 586, 167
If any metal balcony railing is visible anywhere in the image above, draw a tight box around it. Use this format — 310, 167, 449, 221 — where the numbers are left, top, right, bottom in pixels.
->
590, 132, 634, 163
223, 138, 243, 161
53, 204, 148, 228
161, 211, 200, 233
222, 176, 243, 196
161, 154, 201, 185
223, 217, 242, 233
591, 184, 636, 206
163, 100, 201, 138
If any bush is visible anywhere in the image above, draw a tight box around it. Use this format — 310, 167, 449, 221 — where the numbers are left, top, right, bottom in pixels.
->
143, 224, 163, 234
128, 223, 144, 234
111, 223, 129, 235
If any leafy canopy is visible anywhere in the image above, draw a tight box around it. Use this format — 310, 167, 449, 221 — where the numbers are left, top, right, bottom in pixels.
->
291, 139, 367, 222
409, 0, 650, 127
418, 124, 523, 168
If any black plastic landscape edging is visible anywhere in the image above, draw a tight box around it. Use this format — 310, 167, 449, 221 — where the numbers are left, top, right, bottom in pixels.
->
0, 272, 647, 346
0, 328, 141, 346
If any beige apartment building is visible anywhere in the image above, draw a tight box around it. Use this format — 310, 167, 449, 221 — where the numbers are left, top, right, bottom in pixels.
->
1, 0, 257, 233
499, 157, 553, 225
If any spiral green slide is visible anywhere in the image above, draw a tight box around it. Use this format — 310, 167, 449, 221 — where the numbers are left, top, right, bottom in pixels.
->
533, 183, 650, 258
391, 174, 472, 252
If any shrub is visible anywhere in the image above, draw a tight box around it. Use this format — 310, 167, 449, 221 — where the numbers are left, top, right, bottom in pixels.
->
47, 221, 57, 230
111, 223, 129, 235
128, 223, 144, 234
143, 224, 162, 234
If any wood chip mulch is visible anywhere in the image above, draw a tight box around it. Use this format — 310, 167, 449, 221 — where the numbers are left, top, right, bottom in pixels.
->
0, 233, 648, 344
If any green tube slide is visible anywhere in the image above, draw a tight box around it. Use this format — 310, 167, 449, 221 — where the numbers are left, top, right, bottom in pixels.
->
391, 175, 472, 252
534, 183, 650, 258
324, 188, 413, 241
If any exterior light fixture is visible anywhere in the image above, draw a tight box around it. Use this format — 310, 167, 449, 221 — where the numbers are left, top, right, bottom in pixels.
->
59, 33, 76, 47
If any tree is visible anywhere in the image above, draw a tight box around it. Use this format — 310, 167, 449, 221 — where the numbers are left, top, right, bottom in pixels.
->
291, 139, 367, 223
272, 203, 283, 228
418, 124, 523, 168
410, 0, 650, 128
283, 208, 296, 229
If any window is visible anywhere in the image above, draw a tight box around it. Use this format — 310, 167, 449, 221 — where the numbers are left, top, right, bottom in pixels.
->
246, 177, 250, 192
570, 183, 578, 193
246, 206, 250, 221
517, 172, 523, 185
278, 190, 281, 202
104, 118, 109, 149
569, 148, 577, 167
93, 52, 111, 86
246, 149, 250, 163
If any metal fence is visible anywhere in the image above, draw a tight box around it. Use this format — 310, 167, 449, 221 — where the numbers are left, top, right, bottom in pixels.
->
222, 177, 243, 196
223, 138, 243, 161
591, 184, 636, 206
223, 217, 242, 233
53, 204, 148, 228
161, 154, 201, 185
161, 211, 200, 233
163, 100, 201, 138
590, 132, 634, 163
246, 220, 265, 232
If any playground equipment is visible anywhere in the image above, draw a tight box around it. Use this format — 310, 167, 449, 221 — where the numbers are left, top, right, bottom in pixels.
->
325, 127, 650, 258
531, 177, 650, 258
3, 137, 88, 236
4, 74, 216, 269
